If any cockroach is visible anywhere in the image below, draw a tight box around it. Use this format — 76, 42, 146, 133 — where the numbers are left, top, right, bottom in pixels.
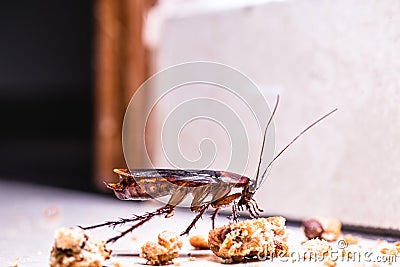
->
82, 96, 337, 243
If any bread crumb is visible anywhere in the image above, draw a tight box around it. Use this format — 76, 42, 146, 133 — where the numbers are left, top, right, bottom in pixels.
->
341, 248, 357, 259
323, 259, 336, 267
141, 231, 182, 265
49, 227, 111, 267
343, 234, 359, 245
172, 259, 181, 266
10, 258, 19, 267
208, 217, 289, 263
189, 234, 209, 250
112, 261, 128, 267
318, 218, 341, 242
300, 238, 331, 259
188, 256, 196, 261
380, 240, 400, 264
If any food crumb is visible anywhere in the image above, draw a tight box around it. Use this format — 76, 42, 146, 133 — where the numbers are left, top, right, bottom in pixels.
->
141, 231, 182, 265
189, 234, 209, 250
302, 219, 324, 239
112, 261, 128, 267
10, 258, 19, 267
208, 217, 289, 262
300, 238, 331, 259
379, 240, 400, 263
172, 259, 181, 266
49, 227, 111, 267
343, 234, 359, 245
341, 248, 356, 259
188, 256, 196, 261
302, 217, 341, 242
323, 259, 337, 267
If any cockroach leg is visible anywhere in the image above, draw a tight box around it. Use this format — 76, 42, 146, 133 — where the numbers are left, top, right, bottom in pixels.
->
246, 203, 257, 218
80, 205, 175, 243
106, 204, 175, 243
80, 215, 143, 230
251, 199, 264, 213
211, 208, 220, 229
249, 201, 260, 216
231, 202, 239, 223
106, 214, 152, 243
237, 205, 244, 212
181, 203, 210, 236
211, 193, 242, 208
80, 221, 116, 230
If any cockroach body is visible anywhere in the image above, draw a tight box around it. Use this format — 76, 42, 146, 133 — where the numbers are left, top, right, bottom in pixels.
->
83, 96, 337, 244
108, 169, 252, 209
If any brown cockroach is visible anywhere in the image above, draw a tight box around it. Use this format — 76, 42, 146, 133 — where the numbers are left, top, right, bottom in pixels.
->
82, 96, 337, 243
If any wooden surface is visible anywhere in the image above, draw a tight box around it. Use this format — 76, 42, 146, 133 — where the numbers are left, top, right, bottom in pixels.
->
94, 0, 124, 189
93, 0, 153, 190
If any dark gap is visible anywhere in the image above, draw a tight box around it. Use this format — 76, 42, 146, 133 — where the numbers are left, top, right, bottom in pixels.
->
0, 1, 94, 191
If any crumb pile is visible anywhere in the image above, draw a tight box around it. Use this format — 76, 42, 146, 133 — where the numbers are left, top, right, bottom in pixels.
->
208, 216, 289, 263
141, 231, 182, 265
49, 227, 111, 267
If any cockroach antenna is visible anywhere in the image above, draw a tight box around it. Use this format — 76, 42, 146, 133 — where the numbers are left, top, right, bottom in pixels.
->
258, 106, 338, 183
254, 95, 280, 189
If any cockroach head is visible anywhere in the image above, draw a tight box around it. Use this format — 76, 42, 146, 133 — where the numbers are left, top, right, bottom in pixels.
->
248, 180, 258, 194
238, 181, 256, 206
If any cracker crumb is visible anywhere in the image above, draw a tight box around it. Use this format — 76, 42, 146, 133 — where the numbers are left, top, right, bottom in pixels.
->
189, 234, 209, 250
141, 241, 170, 265
49, 227, 111, 267
379, 240, 400, 264
172, 259, 181, 266
141, 231, 182, 265
341, 248, 357, 259
318, 217, 341, 242
208, 217, 289, 263
10, 258, 19, 267
300, 238, 331, 259
324, 259, 336, 267
343, 234, 359, 245
112, 261, 128, 267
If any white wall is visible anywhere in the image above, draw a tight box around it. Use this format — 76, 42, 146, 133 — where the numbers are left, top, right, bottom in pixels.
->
144, 0, 400, 229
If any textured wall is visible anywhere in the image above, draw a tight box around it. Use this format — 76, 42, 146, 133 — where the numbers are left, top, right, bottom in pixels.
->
146, 0, 400, 229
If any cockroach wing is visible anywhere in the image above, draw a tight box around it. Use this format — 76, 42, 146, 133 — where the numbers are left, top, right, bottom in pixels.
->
108, 169, 249, 207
